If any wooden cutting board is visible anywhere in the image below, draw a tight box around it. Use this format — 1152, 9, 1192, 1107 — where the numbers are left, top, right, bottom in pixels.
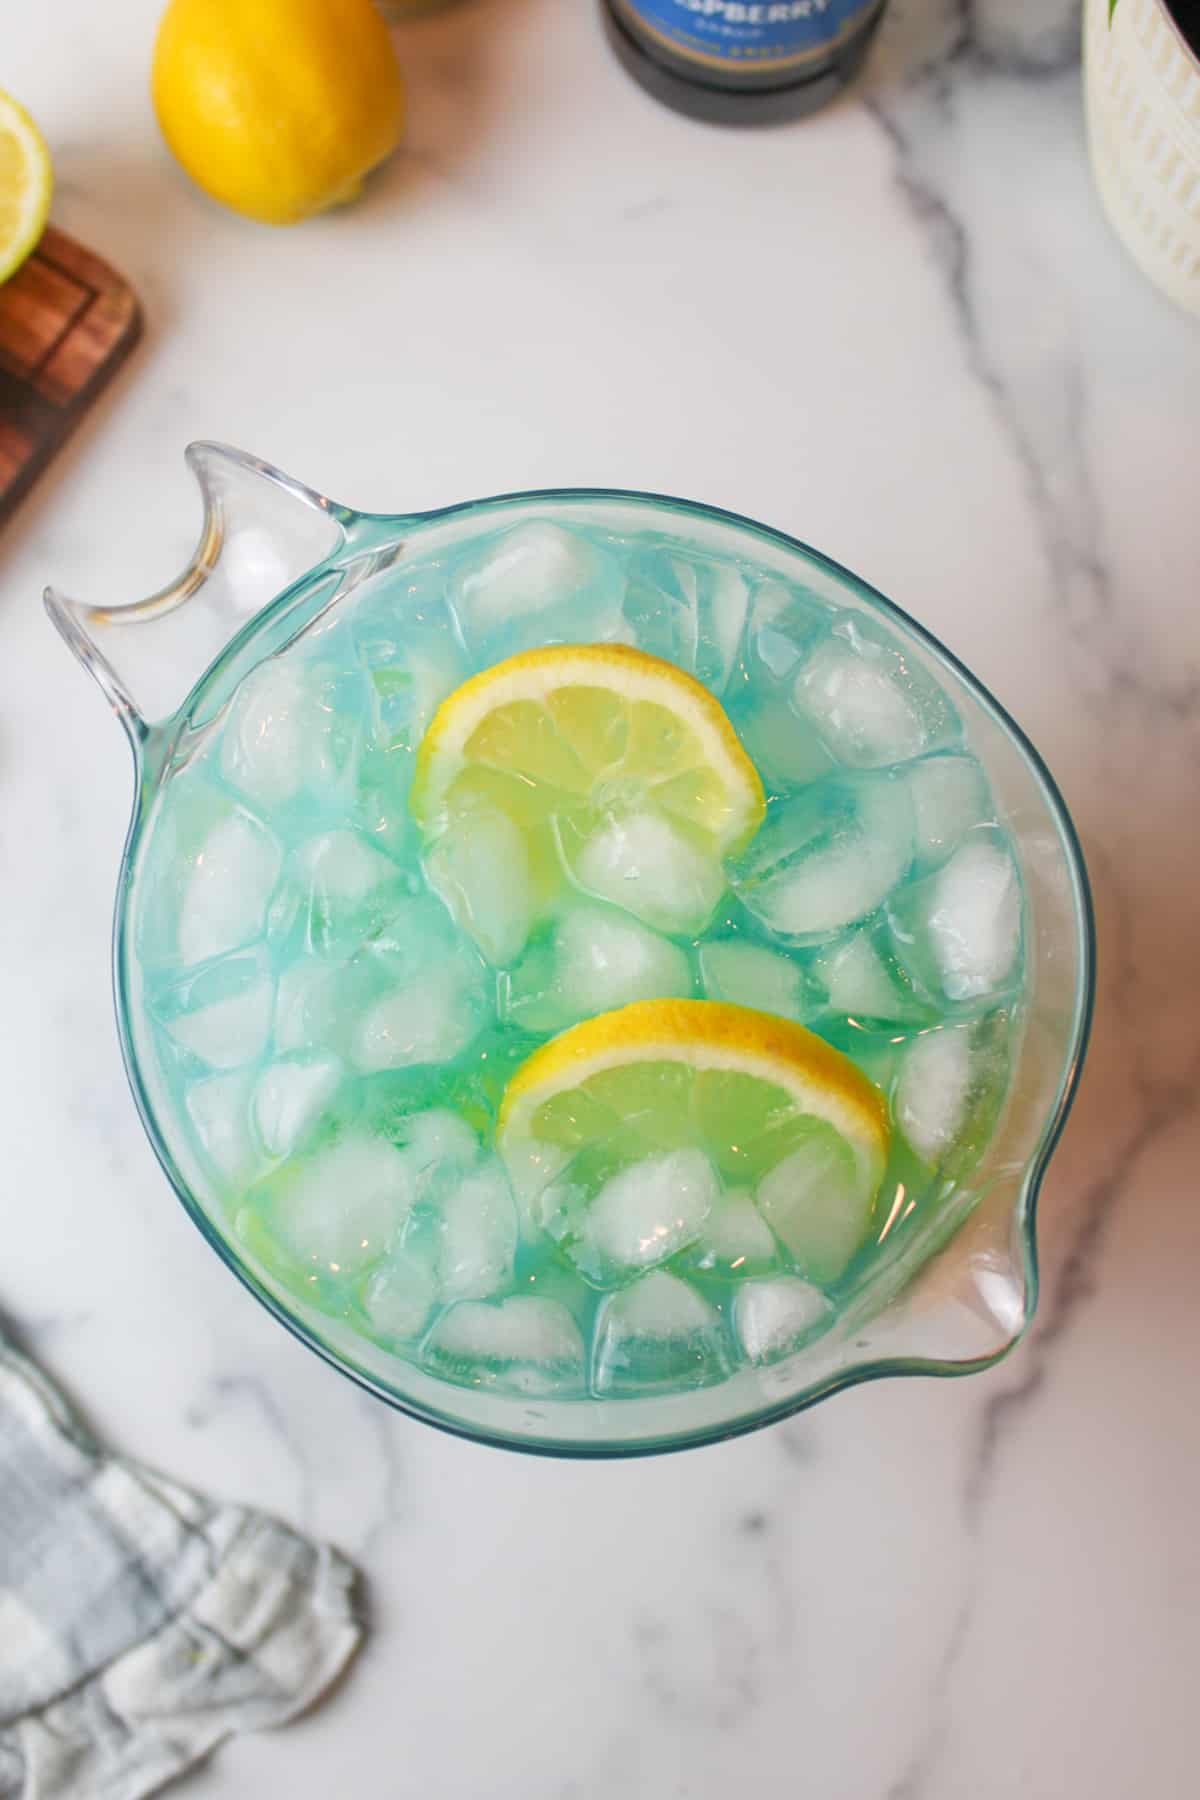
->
0, 225, 141, 523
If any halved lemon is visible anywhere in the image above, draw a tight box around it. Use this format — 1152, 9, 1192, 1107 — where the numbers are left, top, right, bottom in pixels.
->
411, 644, 765, 941
0, 92, 52, 285
498, 999, 891, 1284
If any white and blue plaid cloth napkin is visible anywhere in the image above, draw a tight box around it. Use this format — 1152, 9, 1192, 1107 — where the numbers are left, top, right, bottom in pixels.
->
0, 1331, 364, 1799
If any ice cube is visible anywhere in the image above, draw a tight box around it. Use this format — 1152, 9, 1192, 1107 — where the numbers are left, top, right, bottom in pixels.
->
695, 1189, 778, 1272
574, 811, 725, 935
810, 928, 924, 1024
273, 956, 343, 1055
219, 661, 307, 809
165, 956, 274, 1070
793, 625, 957, 768
185, 1072, 261, 1185
370, 1101, 489, 1231
265, 1134, 417, 1275
351, 954, 489, 1074
889, 834, 1021, 1004
623, 551, 748, 693
362, 1248, 440, 1344
437, 1159, 519, 1301
423, 1296, 587, 1395
742, 579, 828, 684
575, 1148, 718, 1280
559, 903, 691, 1013
396, 1107, 481, 1176
592, 1271, 730, 1395
252, 1055, 341, 1159
810, 931, 896, 1019
755, 1124, 875, 1284
367, 647, 460, 750
353, 746, 417, 864
508, 903, 691, 1031
318, 896, 493, 1073
299, 830, 396, 904
903, 754, 991, 872
359, 890, 454, 966
732, 774, 913, 942
352, 566, 465, 752
279, 829, 403, 956
220, 659, 358, 811
730, 693, 833, 791
501, 937, 554, 1032
735, 1276, 832, 1365
823, 1022, 907, 1096
425, 810, 534, 968
894, 1027, 971, 1163
177, 810, 282, 968
500, 1136, 573, 1245
697, 938, 807, 1022
449, 522, 625, 659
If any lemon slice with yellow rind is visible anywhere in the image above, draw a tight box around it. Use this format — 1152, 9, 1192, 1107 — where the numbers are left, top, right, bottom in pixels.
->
0, 93, 52, 286
498, 999, 891, 1284
411, 644, 766, 945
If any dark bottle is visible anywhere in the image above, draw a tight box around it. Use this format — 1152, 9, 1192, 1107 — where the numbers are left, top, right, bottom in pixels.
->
599, 0, 890, 125
1167, 0, 1200, 55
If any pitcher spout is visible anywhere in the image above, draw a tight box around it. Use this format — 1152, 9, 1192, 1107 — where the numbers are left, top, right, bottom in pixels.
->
44, 442, 350, 740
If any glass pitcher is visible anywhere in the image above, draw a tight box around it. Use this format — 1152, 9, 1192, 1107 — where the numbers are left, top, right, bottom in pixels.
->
45, 443, 1094, 1456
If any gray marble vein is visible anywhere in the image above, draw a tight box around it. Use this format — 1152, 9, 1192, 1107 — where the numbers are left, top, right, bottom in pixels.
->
630, 1522, 794, 1729
354, 1395, 408, 1555
884, 1595, 974, 1800
872, 7, 1200, 731
185, 1372, 316, 1530
866, 121, 1122, 718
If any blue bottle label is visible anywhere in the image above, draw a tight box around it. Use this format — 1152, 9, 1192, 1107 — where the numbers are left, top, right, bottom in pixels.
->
611, 0, 884, 71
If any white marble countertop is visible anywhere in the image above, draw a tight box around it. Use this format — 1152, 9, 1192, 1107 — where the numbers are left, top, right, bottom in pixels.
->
4, 1, 1199, 1794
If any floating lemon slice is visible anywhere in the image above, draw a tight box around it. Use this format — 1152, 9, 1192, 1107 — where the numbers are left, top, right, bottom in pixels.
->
0, 92, 52, 285
498, 999, 891, 1285
411, 644, 765, 943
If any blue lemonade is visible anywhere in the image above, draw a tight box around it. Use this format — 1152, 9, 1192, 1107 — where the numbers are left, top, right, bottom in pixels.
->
129, 519, 1025, 1399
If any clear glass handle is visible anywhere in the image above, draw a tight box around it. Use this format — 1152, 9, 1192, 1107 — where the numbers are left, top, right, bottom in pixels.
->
44, 443, 348, 739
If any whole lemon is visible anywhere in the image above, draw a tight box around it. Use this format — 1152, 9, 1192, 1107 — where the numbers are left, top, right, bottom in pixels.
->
152, 0, 405, 225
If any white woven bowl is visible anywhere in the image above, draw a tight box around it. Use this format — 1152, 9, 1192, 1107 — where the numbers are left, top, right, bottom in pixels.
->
1085, 0, 1200, 317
